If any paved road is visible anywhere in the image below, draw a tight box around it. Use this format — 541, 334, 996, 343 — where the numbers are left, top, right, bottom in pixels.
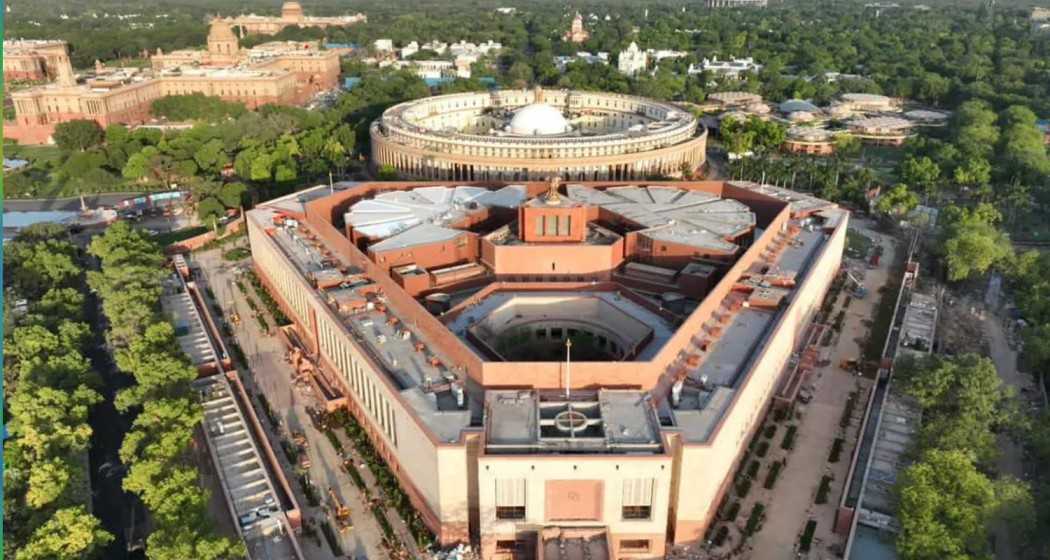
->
983, 311, 1035, 560
3, 192, 146, 212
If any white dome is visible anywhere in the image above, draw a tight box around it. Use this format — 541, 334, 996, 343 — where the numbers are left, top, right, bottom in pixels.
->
509, 103, 571, 135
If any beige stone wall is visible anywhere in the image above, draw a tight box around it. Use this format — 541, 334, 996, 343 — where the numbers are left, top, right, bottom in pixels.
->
248, 216, 471, 543
670, 214, 848, 542
478, 453, 673, 557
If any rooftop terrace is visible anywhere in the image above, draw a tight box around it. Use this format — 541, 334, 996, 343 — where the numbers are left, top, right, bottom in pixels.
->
486, 390, 662, 454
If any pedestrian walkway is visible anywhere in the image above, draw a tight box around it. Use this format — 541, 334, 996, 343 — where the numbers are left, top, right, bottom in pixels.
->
747, 220, 896, 560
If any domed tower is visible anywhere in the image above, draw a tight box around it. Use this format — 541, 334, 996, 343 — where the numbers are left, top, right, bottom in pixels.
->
207, 20, 240, 56
281, 1, 305, 23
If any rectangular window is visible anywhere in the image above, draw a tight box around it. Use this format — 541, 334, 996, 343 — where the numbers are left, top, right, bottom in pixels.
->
496, 540, 523, 552
621, 505, 652, 520
544, 215, 558, 236
535, 217, 544, 237
620, 539, 650, 552
558, 215, 571, 236
495, 506, 526, 520
495, 479, 527, 519
622, 478, 655, 520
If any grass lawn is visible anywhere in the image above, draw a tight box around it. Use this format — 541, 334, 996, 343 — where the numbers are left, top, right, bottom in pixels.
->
152, 226, 208, 246
846, 228, 874, 259
4, 143, 65, 167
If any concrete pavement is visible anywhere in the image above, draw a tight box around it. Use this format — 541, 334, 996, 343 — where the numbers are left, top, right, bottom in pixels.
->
193, 247, 391, 560
748, 218, 894, 560
3, 192, 147, 211
983, 312, 1035, 560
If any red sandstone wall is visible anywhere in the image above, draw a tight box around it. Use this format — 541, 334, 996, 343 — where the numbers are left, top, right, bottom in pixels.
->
486, 241, 623, 278
369, 232, 479, 272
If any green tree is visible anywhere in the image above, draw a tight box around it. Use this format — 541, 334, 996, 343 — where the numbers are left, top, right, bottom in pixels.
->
18, 506, 113, 560
377, 164, 399, 180
900, 156, 941, 198
507, 60, 534, 88
939, 204, 1011, 282
874, 183, 919, 217
192, 139, 230, 176
896, 353, 1011, 464
897, 449, 997, 560
52, 120, 104, 152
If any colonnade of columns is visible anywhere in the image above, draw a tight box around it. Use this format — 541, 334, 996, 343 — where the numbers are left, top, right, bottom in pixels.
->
372, 138, 706, 182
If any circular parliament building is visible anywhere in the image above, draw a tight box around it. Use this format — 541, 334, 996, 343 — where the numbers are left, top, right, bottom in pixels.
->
370, 87, 707, 181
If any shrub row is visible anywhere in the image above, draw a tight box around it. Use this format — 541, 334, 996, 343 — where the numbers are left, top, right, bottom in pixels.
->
781, 425, 798, 450
299, 474, 320, 507
829, 438, 845, 463
331, 410, 434, 549
763, 461, 783, 489
321, 520, 343, 556
799, 520, 817, 553
815, 475, 833, 504
756, 440, 770, 458
714, 525, 730, 547
745, 503, 766, 536
246, 269, 292, 326
736, 478, 752, 499
721, 501, 741, 522
840, 391, 858, 428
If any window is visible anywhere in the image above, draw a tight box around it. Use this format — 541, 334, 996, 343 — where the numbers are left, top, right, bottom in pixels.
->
558, 215, 571, 236
496, 540, 524, 552
495, 479, 526, 520
622, 505, 651, 520
495, 506, 526, 520
620, 539, 650, 552
544, 215, 558, 236
622, 478, 654, 520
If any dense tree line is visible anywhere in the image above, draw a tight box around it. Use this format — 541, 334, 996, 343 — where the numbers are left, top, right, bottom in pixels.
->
3, 223, 111, 560
87, 222, 243, 560
893, 354, 1034, 559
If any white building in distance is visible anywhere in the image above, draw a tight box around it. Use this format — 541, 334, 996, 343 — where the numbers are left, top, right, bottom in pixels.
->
618, 42, 648, 76
689, 57, 762, 78
400, 41, 420, 59
555, 51, 609, 71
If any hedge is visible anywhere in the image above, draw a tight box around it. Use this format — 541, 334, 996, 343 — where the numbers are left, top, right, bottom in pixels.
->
330, 409, 435, 548
799, 520, 817, 553
756, 440, 770, 458
299, 474, 320, 507
714, 525, 730, 546
763, 424, 777, 439
736, 479, 752, 498
721, 501, 740, 522
829, 438, 845, 463
815, 475, 832, 504
763, 461, 783, 489
840, 391, 858, 428
747, 460, 760, 479
745, 503, 765, 536
781, 425, 798, 450
321, 520, 344, 556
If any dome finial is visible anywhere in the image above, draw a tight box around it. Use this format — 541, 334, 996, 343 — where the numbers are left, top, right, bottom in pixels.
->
545, 176, 562, 205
